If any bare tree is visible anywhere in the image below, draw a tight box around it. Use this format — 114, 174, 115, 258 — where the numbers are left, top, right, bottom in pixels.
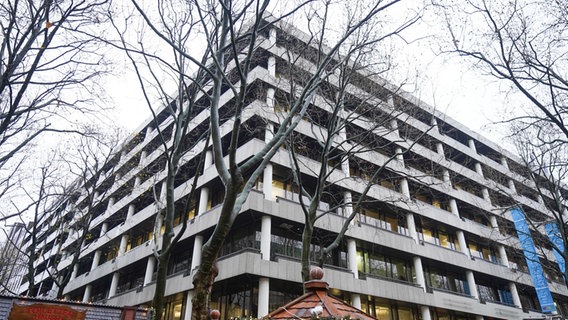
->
284, 80, 433, 283
0, 223, 27, 295
271, 6, 428, 281
5, 130, 123, 298
0, 0, 112, 217
113, 1, 422, 319
435, 0, 568, 287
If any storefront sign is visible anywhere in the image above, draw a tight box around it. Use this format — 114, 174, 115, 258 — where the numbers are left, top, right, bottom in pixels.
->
8, 303, 86, 320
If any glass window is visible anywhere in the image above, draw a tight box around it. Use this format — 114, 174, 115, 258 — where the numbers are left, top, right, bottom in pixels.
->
358, 249, 413, 283
439, 231, 450, 248
477, 284, 497, 302
164, 296, 184, 320
422, 227, 435, 244
375, 304, 391, 320
398, 306, 414, 320
385, 215, 398, 233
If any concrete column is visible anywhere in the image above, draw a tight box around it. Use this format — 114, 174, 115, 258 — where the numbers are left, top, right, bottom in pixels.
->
263, 164, 273, 200
468, 139, 477, 152
413, 256, 426, 290
198, 187, 210, 214
100, 223, 108, 236
341, 155, 350, 175
119, 234, 129, 254
442, 170, 451, 185
339, 126, 350, 175
489, 215, 498, 229
144, 126, 153, 142
436, 143, 444, 156
400, 178, 410, 197
508, 179, 517, 193
258, 278, 270, 317
457, 230, 469, 257
475, 163, 484, 176
501, 156, 509, 169
134, 176, 142, 188
71, 264, 79, 280
387, 95, 395, 107
406, 213, 418, 242
91, 250, 101, 270
140, 150, 148, 164
498, 245, 509, 266
351, 294, 361, 310
107, 197, 115, 210
449, 199, 459, 216
109, 272, 119, 298
127, 204, 135, 220
260, 216, 271, 261
466, 270, 478, 299
184, 291, 194, 320
347, 238, 358, 279
82, 284, 92, 302
156, 215, 163, 236
481, 188, 490, 202
268, 57, 276, 76
266, 89, 275, 111
344, 191, 353, 219
160, 180, 167, 201
420, 306, 432, 320
395, 147, 404, 165
390, 118, 399, 132
269, 28, 277, 46
264, 122, 274, 200
144, 256, 155, 285
191, 235, 203, 270
205, 150, 213, 169
509, 282, 521, 307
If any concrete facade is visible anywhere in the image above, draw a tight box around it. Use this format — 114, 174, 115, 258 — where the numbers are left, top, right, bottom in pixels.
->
15, 17, 568, 320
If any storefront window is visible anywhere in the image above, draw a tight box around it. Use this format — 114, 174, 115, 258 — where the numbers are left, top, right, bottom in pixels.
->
398, 306, 414, 320
374, 305, 391, 320
163, 294, 185, 320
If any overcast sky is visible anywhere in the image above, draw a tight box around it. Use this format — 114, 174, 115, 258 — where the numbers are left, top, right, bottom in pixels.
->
105, 1, 513, 151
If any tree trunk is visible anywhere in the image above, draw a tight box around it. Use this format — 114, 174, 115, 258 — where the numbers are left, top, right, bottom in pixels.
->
301, 223, 314, 284
191, 260, 218, 320
191, 179, 241, 320
152, 251, 171, 320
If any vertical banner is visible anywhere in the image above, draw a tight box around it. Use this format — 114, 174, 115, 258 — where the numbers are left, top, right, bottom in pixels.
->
545, 222, 566, 277
511, 207, 557, 313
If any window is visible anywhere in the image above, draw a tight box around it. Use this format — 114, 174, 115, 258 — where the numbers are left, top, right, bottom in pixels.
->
417, 221, 459, 251
357, 248, 414, 283
358, 206, 409, 236
425, 266, 469, 295
467, 242, 499, 263
272, 175, 299, 201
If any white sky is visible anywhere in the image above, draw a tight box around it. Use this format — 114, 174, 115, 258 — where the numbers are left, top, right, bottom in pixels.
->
105, 1, 513, 149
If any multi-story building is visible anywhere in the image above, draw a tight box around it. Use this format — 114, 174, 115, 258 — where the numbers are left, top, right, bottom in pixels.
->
0, 222, 27, 294
15, 15, 568, 320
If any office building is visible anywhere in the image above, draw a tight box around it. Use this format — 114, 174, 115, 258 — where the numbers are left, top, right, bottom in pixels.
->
16, 16, 568, 320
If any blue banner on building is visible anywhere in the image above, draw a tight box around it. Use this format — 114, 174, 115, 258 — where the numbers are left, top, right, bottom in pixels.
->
545, 222, 566, 277
511, 207, 557, 313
